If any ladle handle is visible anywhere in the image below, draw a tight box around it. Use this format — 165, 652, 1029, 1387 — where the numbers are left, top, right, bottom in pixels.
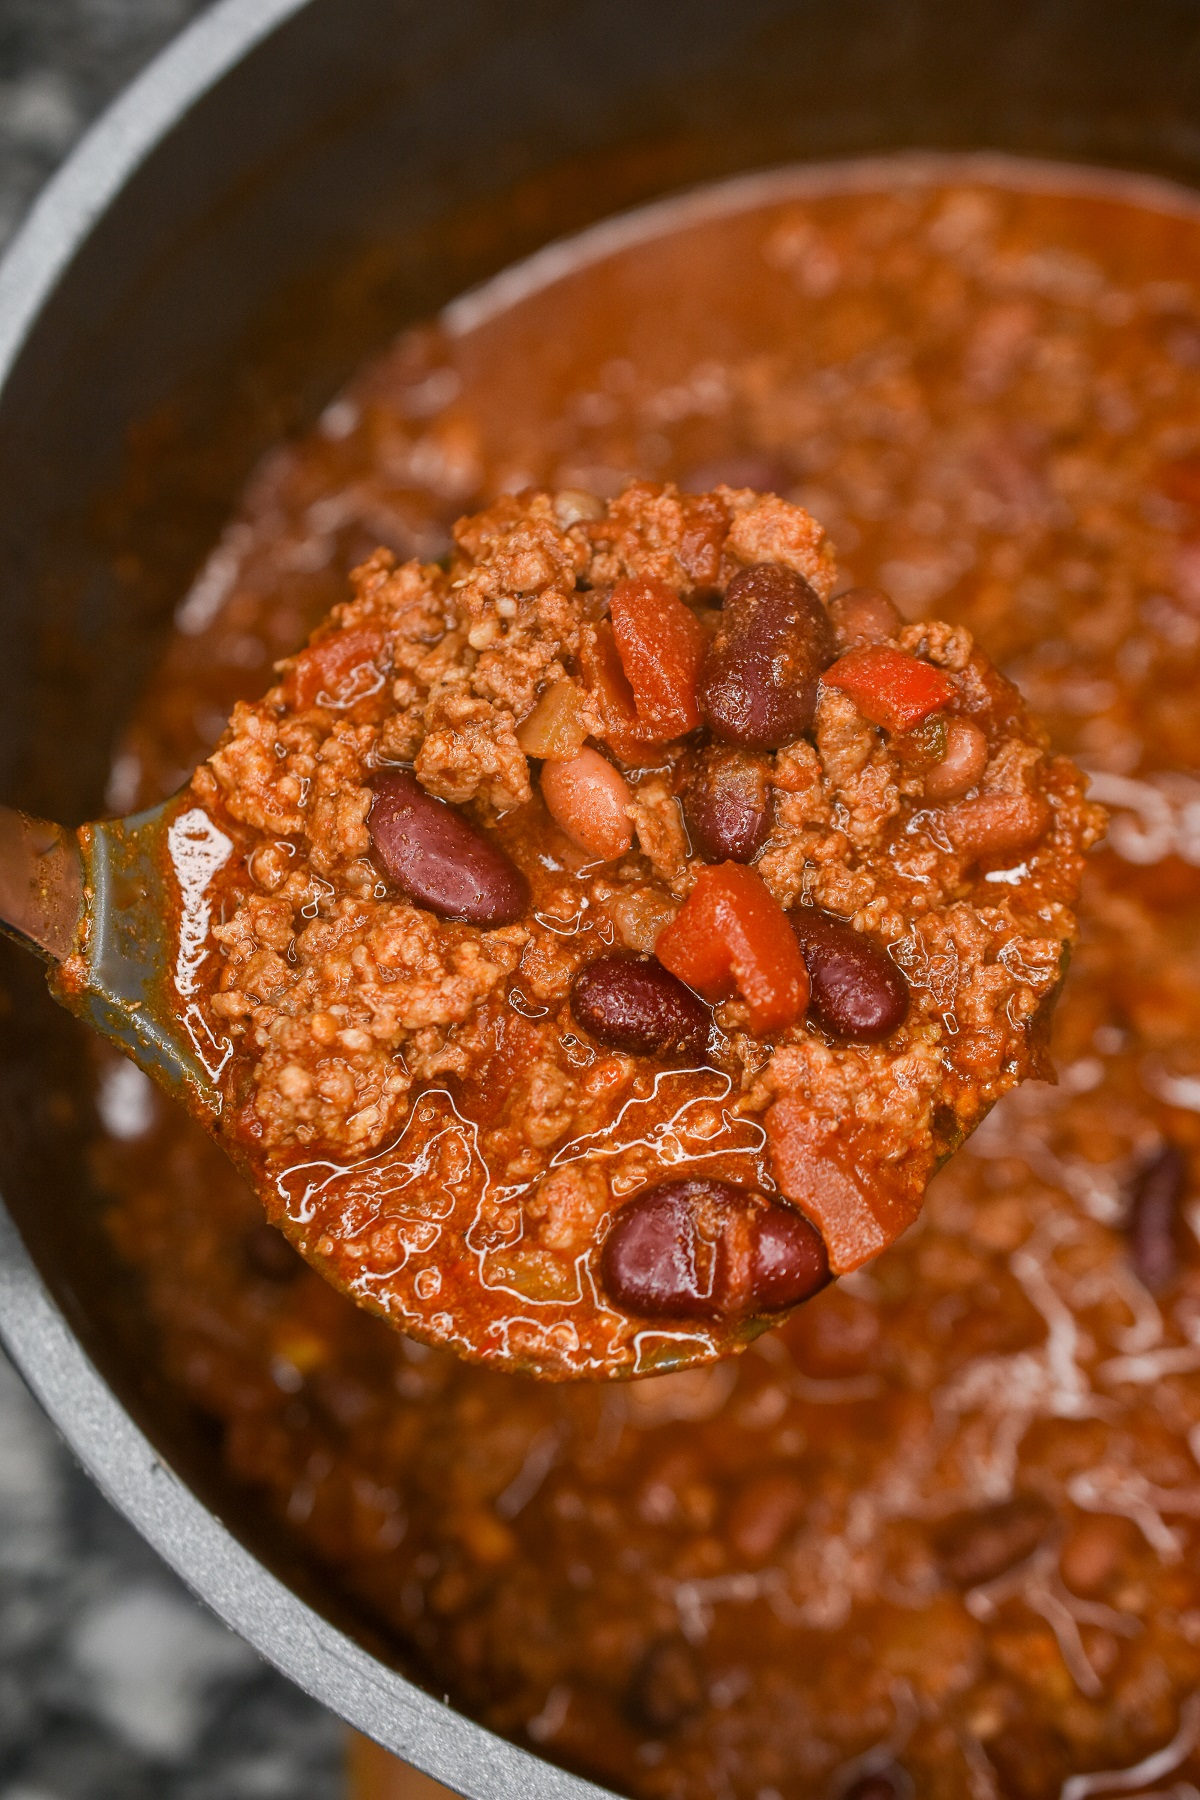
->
0, 804, 84, 961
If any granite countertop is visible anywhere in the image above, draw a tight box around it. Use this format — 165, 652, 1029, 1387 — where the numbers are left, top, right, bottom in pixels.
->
0, 5, 344, 1794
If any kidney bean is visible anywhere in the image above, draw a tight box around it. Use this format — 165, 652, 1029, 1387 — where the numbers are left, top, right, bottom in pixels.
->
789, 908, 908, 1041
244, 1221, 304, 1282
369, 770, 528, 926
844, 1769, 909, 1800
540, 748, 633, 860
751, 1202, 831, 1312
698, 562, 835, 749
828, 586, 901, 651
681, 745, 773, 863
599, 1178, 829, 1320
942, 786, 1050, 859
923, 717, 989, 801
934, 1495, 1053, 1587
626, 1638, 703, 1733
571, 955, 709, 1057
1126, 1140, 1188, 1290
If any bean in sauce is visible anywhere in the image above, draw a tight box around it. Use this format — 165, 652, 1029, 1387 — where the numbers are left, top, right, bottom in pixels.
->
600, 1177, 829, 1319
680, 744, 773, 864
1126, 1141, 1189, 1291
570, 955, 710, 1058
698, 562, 835, 749
369, 770, 528, 925
828, 586, 901, 651
789, 907, 909, 1041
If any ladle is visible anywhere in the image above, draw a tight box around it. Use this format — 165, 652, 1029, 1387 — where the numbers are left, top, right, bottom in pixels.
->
0, 792, 809, 1380
0, 795, 235, 1112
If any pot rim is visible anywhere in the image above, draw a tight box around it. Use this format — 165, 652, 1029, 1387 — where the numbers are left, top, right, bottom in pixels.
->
0, 3, 611, 1794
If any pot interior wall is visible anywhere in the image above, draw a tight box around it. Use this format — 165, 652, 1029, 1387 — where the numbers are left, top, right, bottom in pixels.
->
2, 0, 1200, 1679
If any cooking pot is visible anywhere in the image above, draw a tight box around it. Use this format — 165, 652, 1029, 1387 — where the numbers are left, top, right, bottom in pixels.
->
3, 1, 1200, 1793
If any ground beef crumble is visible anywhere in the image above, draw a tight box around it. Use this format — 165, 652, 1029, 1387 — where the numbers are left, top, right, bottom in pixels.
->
183, 480, 1102, 1376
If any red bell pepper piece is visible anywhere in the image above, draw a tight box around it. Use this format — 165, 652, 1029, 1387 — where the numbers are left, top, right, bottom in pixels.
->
824, 645, 956, 735
610, 576, 706, 741
655, 863, 809, 1035
285, 627, 386, 711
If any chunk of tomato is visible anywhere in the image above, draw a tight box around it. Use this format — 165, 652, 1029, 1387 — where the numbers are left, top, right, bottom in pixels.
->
824, 645, 956, 735
285, 627, 386, 711
655, 863, 809, 1036
609, 576, 707, 741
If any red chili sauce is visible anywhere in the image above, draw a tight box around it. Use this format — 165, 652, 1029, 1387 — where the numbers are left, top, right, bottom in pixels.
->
93, 158, 1200, 1796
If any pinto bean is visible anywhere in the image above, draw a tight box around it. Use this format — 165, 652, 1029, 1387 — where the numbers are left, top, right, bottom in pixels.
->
789, 908, 908, 1041
1126, 1141, 1188, 1291
599, 1178, 829, 1320
369, 770, 528, 925
828, 586, 901, 651
923, 717, 989, 801
698, 563, 835, 749
540, 748, 633, 860
681, 745, 773, 863
571, 955, 709, 1058
942, 786, 1051, 859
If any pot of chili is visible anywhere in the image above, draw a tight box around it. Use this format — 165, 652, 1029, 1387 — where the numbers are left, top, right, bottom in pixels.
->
2, 2, 1200, 1795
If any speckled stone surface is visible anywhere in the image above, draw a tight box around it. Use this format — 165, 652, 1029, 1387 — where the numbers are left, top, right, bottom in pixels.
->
0, 4, 344, 1795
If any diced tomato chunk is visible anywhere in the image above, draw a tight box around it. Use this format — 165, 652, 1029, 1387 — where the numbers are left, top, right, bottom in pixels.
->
765, 1096, 922, 1272
824, 645, 956, 735
609, 577, 707, 741
655, 863, 809, 1035
285, 627, 386, 710
579, 621, 656, 764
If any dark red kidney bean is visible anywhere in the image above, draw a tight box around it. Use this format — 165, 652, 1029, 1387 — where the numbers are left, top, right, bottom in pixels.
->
749, 1202, 830, 1312
625, 1638, 704, 1733
844, 1770, 909, 1800
828, 586, 901, 651
789, 908, 908, 1041
370, 770, 528, 926
698, 563, 835, 749
933, 1495, 1054, 1587
244, 1221, 304, 1282
1127, 1141, 1188, 1290
599, 1177, 829, 1320
571, 956, 709, 1058
681, 745, 773, 863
